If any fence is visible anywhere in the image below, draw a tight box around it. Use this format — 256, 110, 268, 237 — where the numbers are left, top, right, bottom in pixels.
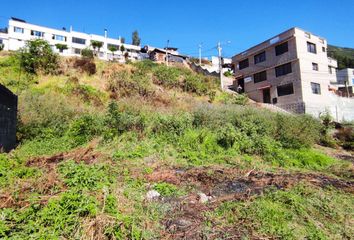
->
0, 84, 17, 152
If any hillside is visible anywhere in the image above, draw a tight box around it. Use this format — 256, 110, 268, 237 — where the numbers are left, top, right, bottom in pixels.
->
0, 44, 353, 240
328, 45, 354, 69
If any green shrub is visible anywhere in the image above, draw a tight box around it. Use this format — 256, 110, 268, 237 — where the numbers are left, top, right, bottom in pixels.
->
183, 74, 209, 95
106, 69, 154, 98
59, 160, 112, 190
219, 92, 248, 105
81, 48, 94, 59
275, 114, 321, 149
17, 91, 80, 141
280, 149, 336, 170
104, 102, 146, 138
132, 60, 157, 74
66, 114, 103, 147
0, 191, 98, 239
16, 39, 59, 74
151, 112, 193, 138
152, 65, 180, 88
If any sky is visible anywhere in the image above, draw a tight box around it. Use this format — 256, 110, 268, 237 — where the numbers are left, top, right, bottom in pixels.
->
1, 0, 353, 58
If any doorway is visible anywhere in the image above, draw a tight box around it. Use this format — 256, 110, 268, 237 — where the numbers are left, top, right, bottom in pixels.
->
263, 88, 271, 103
237, 78, 245, 93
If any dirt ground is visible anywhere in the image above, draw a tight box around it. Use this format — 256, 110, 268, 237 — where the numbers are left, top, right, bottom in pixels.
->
146, 167, 354, 239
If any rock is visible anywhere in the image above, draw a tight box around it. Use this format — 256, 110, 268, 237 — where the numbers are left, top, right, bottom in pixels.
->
198, 192, 210, 203
146, 190, 160, 201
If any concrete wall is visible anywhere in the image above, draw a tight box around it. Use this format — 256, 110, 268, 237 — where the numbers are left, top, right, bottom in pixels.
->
0, 85, 17, 152
305, 93, 354, 122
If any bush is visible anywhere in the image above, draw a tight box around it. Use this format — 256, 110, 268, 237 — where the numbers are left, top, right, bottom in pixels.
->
66, 115, 103, 147
152, 65, 180, 88
73, 58, 96, 75
183, 74, 209, 95
16, 39, 59, 74
335, 126, 354, 150
106, 69, 154, 98
59, 161, 111, 190
81, 48, 94, 59
104, 102, 145, 138
220, 93, 248, 105
275, 114, 321, 149
151, 112, 193, 138
17, 91, 80, 141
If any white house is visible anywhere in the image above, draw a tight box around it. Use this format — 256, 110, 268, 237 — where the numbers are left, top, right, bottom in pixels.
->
0, 17, 141, 62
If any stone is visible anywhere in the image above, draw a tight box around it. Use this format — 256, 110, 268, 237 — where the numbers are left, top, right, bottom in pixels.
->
146, 190, 160, 201
198, 192, 210, 203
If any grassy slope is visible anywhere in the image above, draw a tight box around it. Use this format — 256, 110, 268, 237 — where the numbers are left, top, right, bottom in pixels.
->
0, 53, 353, 239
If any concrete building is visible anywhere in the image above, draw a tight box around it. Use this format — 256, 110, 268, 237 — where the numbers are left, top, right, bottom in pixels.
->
0, 84, 17, 152
0, 17, 141, 62
232, 27, 354, 121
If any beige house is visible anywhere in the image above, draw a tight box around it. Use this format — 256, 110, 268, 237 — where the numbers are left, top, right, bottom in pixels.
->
232, 27, 340, 115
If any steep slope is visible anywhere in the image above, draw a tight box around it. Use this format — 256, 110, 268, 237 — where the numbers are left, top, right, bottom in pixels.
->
0, 54, 353, 240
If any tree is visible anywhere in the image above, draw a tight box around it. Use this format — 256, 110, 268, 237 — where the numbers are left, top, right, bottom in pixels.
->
90, 40, 103, 56
120, 45, 125, 53
0, 43, 4, 51
81, 48, 94, 59
108, 46, 118, 59
132, 30, 141, 46
17, 39, 58, 74
55, 43, 68, 53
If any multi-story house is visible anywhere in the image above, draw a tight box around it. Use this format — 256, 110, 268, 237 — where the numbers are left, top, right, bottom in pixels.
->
232, 27, 341, 115
0, 17, 141, 61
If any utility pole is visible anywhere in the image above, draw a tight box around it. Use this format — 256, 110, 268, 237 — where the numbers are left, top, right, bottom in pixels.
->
199, 43, 202, 65
217, 41, 223, 90
165, 40, 169, 66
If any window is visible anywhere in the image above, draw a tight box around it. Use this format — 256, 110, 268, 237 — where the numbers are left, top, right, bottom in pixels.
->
239, 58, 249, 70
311, 82, 321, 95
312, 63, 319, 71
322, 47, 326, 52
352, 78, 354, 85
53, 35, 66, 41
72, 37, 86, 45
73, 48, 81, 54
328, 66, 332, 74
31, 30, 44, 37
14, 26, 24, 33
275, 42, 288, 56
275, 62, 292, 77
277, 83, 294, 96
254, 71, 267, 83
254, 51, 266, 64
307, 42, 317, 54
0, 39, 2, 44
